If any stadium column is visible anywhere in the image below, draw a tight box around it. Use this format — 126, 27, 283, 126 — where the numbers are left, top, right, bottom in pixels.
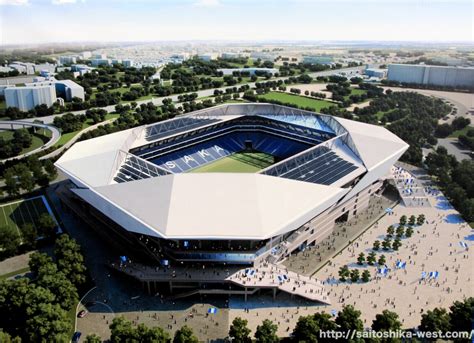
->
147, 281, 151, 294
244, 287, 247, 302
273, 287, 276, 300
169, 281, 174, 294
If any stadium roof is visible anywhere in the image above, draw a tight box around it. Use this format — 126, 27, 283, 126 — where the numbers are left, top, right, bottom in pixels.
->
85, 173, 348, 239
56, 103, 408, 240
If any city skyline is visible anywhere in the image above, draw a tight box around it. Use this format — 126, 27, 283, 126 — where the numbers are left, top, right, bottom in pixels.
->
1, 0, 473, 45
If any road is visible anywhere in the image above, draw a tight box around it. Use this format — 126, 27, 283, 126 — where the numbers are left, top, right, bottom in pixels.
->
13, 66, 364, 125
0, 120, 61, 161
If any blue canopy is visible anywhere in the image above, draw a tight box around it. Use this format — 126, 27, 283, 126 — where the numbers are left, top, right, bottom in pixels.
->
208, 307, 217, 314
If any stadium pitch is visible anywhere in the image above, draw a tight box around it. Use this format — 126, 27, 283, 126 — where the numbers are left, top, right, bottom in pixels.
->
190, 150, 275, 173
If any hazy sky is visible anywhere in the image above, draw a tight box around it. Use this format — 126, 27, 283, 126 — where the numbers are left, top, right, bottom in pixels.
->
1, 0, 473, 45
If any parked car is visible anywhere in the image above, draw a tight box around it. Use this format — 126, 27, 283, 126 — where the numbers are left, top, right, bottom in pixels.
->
77, 310, 87, 318
72, 331, 81, 343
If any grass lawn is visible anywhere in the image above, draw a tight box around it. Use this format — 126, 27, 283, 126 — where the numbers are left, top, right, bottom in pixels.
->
190, 151, 274, 173
257, 92, 335, 111
0, 196, 53, 243
0, 267, 30, 280
449, 125, 473, 138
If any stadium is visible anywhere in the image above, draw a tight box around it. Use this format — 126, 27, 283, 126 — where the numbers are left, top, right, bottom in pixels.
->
56, 103, 408, 301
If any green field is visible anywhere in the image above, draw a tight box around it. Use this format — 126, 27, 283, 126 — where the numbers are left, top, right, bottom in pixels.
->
0, 196, 53, 242
0, 130, 50, 155
190, 151, 274, 173
258, 92, 336, 111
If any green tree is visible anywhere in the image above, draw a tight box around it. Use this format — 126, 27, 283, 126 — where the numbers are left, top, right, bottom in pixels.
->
54, 235, 87, 287
367, 252, 377, 266
37, 214, 56, 238
378, 255, 386, 266
255, 319, 279, 343
361, 270, 371, 282
350, 269, 360, 283
449, 297, 474, 334
395, 226, 404, 238
0, 226, 21, 257
392, 238, 402, 251
405, 227, 414, 238
43, 159, 57, 180
28, 252, 54, 276
21, 223, 37, 249
399, 215, 407, 226
372, 310, 402, 342
85, 333, 102, 343
373, 240, 381, 251
382, 237, 391, 251
25, 302, 70, 342
416, 214, 426, 226
338, 265, 350, 282
386, 225, 395, 238
336, 305, 364, 333
19, 170, 35, 193
110, 316, 136, 342
408, 215, 416, 226
229, 317, 251, 343
419, 307, 451, 333
173, 325, 199, 343
292, 315, 319, 342
357, 253, 365, 266
4, 169, 19, 196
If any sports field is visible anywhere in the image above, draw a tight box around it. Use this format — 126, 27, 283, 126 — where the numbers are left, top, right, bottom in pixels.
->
257, 91, 336, 111
190, 151, 274, 173
0, 196, 55, 242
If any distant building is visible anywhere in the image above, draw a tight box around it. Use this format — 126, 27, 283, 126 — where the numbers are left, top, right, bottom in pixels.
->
111, 59, 122, 65
0, 66, 13, 73
365, 68, 387, 78
91, 58, 111, 67
122, 59, 134, 68
71, 64, 94, 75
197, 53, 219, 61
217, 67, 278, 76
81, 51, 92, 59
387, 64, 474, 88
0, 84, 15, 96
5, 84, 56, 111
54, 80, 85, 101
302, 55, 333, 65
221, 52, 250, 59
59, 55, 77, 65
250, 52, 276, 61
35, 63, 56, 74
8, 62, 36, 75
94, 53, 107, 59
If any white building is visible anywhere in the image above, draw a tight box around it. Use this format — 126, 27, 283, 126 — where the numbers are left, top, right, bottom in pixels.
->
302, 55, 334, 65
8, 62, 35, 75
250, 52, 276, 61
217, 67, 278, 76
91, 58, 111, 67
122, 59, 134, 68
365, 68, 387, 78
221, 52, 250, 59
387, 64, 474, 88
59, 55, 77, 66
81, 51, 92, 59
197, 53, 220, 61
71, 64, 94, 75
54, 79, 85, 101
5, 84, 57, 111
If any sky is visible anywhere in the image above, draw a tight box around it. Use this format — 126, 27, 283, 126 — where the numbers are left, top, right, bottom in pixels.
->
0, 0, 473, 45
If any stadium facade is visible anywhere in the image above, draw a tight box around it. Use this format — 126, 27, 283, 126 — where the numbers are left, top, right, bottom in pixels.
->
56, 103, 408, 269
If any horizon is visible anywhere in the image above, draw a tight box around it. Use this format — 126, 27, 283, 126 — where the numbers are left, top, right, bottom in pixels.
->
1, 0, 473, 45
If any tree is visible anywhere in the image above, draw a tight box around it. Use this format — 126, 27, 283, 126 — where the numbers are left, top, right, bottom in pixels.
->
4, 169, 19, 196
367, 252, 377, 266
28, 252, 54, 276
43, 159, 57, 180
173, 325, 199, 343
21, 223, 37, 248
255, 319, 279, 343
449, 297, 474, 333
336, 305, 364, 333
85, 334, 102, 343
361, 270, 371, 282
37, 214, 56, 238
386, 225, 395, 238
392, 238, 402, 251
378, 255, 386, 266
416, 214, 425, 226
54, 235, 87, 287
419, 307, 451, 333
25, 302, 70, 342
229, 317, 251, 343
408, 215, 416, 226
372, 310, 402, 340
405, 226, 414, 238
292, 315, 319, 342
110, 316, 136, 342
19, 170, 35, 193
382, 237, 391, 251
350, 269, 360, 283
357, 253, 365, 265
0, 226, 21, 257
373, 240, 381, 251
395, 226, 404, 238
338, 265, 350, 282
399, 215, 407, 226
